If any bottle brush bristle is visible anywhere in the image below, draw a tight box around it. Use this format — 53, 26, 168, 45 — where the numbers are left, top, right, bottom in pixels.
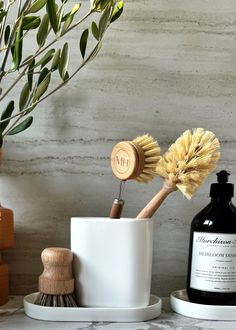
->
156, 128, 221, 199
133, 134, 161, 183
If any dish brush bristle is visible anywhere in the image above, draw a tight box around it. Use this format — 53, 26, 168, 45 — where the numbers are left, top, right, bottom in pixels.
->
34, 292, 78, 307
133, 134, 161, 183
156, 128, 220, 199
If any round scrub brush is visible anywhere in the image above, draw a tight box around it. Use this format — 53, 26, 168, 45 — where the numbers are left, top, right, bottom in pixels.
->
109, 134, 161, 218
34, 247, 78, 307
136, 128, 220, 219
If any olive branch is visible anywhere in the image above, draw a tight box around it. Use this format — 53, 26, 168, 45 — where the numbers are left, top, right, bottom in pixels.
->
0, 0, 123, 146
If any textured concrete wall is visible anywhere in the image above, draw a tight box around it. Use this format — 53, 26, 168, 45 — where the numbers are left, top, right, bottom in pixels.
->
1, 0, 236, 297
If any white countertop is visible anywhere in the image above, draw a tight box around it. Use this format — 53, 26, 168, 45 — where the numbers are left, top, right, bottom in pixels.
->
1, 296, 236, 330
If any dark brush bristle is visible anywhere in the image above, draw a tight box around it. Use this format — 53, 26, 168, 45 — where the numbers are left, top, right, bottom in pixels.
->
34, 293, 78, 307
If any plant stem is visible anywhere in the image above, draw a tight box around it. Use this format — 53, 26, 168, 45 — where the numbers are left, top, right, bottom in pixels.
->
0, 16, 21, 82
2, 77, 36, 137
61, 10, 93, 36
0, 67, 27, 101
19, 0, 31, 16
2, 111, 23, 137
0, 102, 37, 125
17, 0, 22, 17
0, 0, 31, 82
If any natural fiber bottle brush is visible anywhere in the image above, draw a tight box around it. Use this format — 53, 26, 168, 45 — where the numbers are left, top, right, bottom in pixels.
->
136, 128, 221, 219
110, 134, 161, 218
34, 247, 78, 307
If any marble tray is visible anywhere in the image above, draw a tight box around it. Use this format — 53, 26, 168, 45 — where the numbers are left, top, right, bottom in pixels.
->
24, 293, 162, 322
171, 289, 236, 320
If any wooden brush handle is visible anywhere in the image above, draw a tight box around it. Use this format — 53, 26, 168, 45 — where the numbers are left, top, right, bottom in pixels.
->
109, 199, 125, 218
136, 181, 177, 219
39, 247, 74, 295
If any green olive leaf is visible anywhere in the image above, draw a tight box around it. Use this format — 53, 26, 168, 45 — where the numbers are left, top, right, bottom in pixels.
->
61, 3, 81, 35
61, 14, 73, 35
100, 0, 111, 10
57, 7, 64, 31
26, 0, 47, 14
64, 71, 69, 81
91, 21, 99, 40
92, 0, 110, 12
98, 4, 111, 38
111, 0, 123, 23
37, 67, 49, 85
0, 10, 6, 23
46, 0, 58, 34
27, 59, 35, 90
34, 49, 55, 68
4, 25, 10, 45
11, 18, 23, 71
19, 82, 30, 111
37, 13, 49, 47
59, 42, 70, 80
8, 116, 33, 135
0, 100, 14, 132
22, 16, 41, 30
80, 29, 89, 59
61, 12, 70, 23
51, 49, 61, 71
33, 72, 51, 101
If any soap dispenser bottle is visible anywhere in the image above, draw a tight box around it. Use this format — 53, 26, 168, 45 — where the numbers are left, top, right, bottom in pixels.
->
187, 170, 236, 305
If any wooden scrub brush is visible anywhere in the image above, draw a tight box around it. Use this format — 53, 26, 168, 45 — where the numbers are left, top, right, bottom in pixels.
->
34, 247, 78, 307
137, 128, 221, 219
109, 134, 161, 218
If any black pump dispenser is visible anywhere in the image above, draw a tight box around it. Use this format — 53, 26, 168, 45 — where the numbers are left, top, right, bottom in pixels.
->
210, 170, 234, 198
187, 170, 236, 305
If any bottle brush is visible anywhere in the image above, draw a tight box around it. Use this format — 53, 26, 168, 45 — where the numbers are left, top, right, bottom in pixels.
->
137, 128, 221, 219
109, 134, 161, 218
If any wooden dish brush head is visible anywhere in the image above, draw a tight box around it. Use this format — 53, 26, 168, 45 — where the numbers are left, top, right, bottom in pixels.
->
111, 134, 161, 183
109, 134, 161, 218
137, 128, 220, 219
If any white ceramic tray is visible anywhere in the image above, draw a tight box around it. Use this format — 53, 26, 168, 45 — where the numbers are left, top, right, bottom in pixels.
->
24, 293, 162, 322
171, 289, 236, 321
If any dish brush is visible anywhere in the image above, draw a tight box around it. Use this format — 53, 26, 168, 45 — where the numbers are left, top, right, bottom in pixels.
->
109, 134, 161, 218
136, 128, 220, 219
34, 247, 78, 307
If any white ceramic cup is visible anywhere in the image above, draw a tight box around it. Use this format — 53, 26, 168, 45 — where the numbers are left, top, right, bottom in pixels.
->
71, 217, 153, 308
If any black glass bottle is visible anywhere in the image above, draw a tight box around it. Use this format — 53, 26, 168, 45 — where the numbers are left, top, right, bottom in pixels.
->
187, 170, 236, 305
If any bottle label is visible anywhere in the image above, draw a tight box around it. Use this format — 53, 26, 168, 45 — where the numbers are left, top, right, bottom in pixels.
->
190, 232, 236, 292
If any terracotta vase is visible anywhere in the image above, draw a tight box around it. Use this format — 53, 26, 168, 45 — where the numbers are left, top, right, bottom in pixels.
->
0, 149, 14, 305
